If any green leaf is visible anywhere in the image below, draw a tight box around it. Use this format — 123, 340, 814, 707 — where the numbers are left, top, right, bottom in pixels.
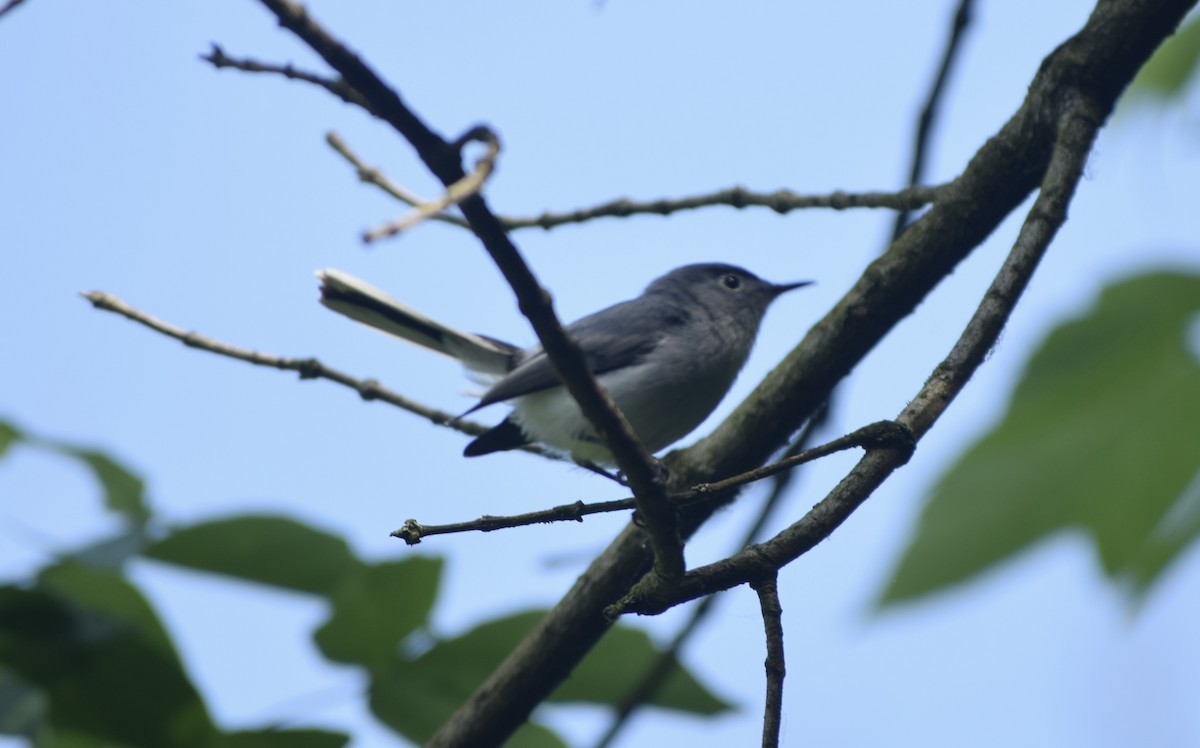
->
0, 667, 46, 739
61, 448, 151, 524
367, 610, 730, 745
209, 728, 350, 748
0, 585, 216, 747
0, 420, 21, 458
1128, 15, 1200, 100
879, 272, 1200, 606
314, 558, 442, 666
504, 723, 568, 748
0, 421, 152, 524
553, 623, 733, 715
145, 515, 363, 596
68, 527, 149, 571
37, 562, 178, 658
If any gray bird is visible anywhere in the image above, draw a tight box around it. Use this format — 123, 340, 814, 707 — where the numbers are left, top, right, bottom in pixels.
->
317, 264, 810, 466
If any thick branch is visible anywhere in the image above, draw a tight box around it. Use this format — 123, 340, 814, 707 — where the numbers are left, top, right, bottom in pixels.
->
616, 90, 1106, 616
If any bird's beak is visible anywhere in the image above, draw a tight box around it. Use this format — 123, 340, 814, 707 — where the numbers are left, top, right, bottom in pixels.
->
770, 280, 814, 297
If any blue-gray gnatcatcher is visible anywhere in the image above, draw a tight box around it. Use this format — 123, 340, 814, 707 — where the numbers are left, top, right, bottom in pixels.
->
317, 264, 810, 466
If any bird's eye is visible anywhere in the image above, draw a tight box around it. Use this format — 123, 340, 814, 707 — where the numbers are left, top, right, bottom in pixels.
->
722, 274, 741, 290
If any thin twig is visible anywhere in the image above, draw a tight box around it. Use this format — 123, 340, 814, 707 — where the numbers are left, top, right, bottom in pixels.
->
676, 420, 912, 505
0, 0, 30, 20
79, 290, 555, 459
332, 133, 942, 232
395, 421, 899, 547
326, 131, 470, 228
362, 125, 501, 242
614, 93, 1106, 617
891, 0, 975, 241
751, 575, 785, 748
392, 497, 637, 545
201, 44, 373, 112
505, 184, 941, 230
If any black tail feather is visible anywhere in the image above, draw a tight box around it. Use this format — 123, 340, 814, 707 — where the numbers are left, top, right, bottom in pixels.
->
464, 418, 531, 457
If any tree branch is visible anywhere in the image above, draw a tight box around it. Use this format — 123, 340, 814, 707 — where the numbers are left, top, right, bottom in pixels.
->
325, 131, 471, 229
78, 290, 555, 458
615, 87, 1107, 617
361, 125, 500, 242
0, 0, 30, 21
331, 129, 941, 233
500, 184, 940, 231
201, 43, 373, 111
891, 0, 975, 241
592, 416, 826, 748
751, 575, 785, 748
392, 497, 636, 545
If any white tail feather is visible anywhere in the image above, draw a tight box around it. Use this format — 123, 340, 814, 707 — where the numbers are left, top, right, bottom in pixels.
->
316, 269, 515, 376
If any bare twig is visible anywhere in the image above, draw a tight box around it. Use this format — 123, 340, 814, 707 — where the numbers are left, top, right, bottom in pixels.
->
891, 0, 975, 241
392, 497, 637, 545
751, 575, 785, 748
362, 125, 501, 242
0, 0, 30, 20
326, 131, 471, 228
675, 421, 912, 505
615, 92, 1106, 617
201, 44, 373, 111
502, 184, 941, 231
396, 420, 889, 551
79, 290, 557, 459
327, 127, 939, 232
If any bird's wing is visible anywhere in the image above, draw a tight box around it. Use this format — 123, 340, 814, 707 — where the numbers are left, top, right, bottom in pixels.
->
465, 298, 683, 411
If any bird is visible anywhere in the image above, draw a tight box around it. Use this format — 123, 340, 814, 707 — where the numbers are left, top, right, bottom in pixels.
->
317, 263, 810, 466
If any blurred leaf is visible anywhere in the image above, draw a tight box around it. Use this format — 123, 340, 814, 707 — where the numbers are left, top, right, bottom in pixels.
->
552, 623, 732, 715
68, 526, 149, 571
314, 558, 441, 666
368, 610, 729, 745
880, 272, 1200, 607
0, 420, 151, 524
145, 515, 363, 596
1127, 15, 1200, 101
210, 728, 350, 748
58, 448, 151, 524
0, 667, 45, 739
30, 730, 133, 748
0, 585, 216, 747
368, 657, 566, 748
37, 562, 178, 657
503, 723, 568, 748
0, 420, 20, 458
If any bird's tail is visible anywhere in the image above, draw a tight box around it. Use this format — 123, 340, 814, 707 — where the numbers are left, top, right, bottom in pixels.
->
316, 269, 517, 376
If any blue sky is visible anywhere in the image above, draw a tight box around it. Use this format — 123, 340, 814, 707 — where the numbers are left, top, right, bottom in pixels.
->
2, 2, 1199, 746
